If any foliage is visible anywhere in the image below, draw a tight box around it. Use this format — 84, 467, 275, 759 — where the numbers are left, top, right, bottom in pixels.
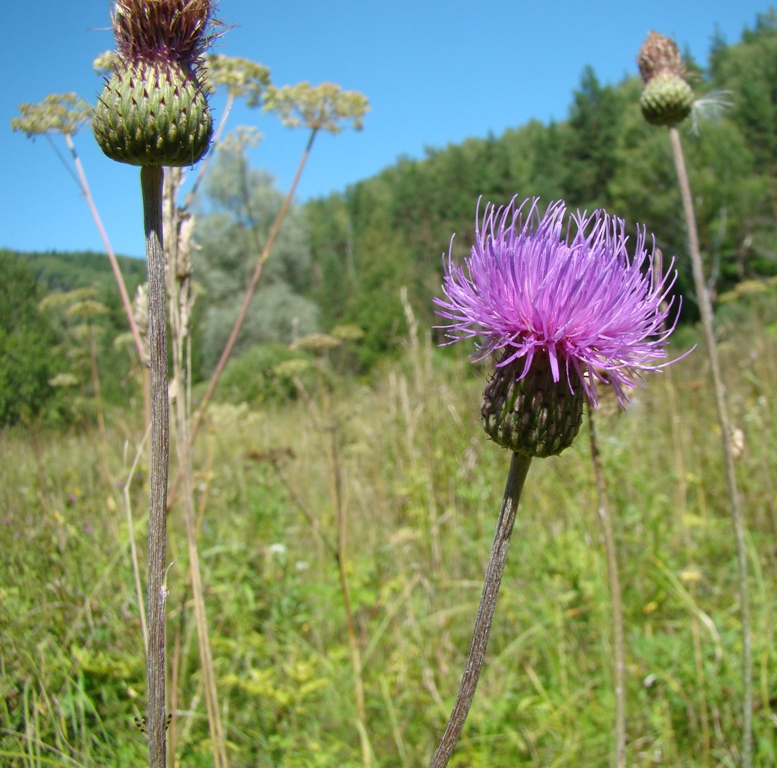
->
6, 248, 143, 290
0, 252, 58, 425
17, 249, 146, 326
2, 301, 776, 765
562, 66, 623, 209
211, 343, 315, 405
7, 10, 777, 768
709, 9, 777, 177
0, 250, 146, 421
192, 148, 320, 374
303, 14, 777, 346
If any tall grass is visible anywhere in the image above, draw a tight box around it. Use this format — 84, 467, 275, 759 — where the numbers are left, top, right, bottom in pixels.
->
1, 296, 775, 766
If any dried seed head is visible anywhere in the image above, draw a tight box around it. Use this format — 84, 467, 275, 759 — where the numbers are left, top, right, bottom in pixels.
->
638, 31, 686, 83
112, 0, 216, 68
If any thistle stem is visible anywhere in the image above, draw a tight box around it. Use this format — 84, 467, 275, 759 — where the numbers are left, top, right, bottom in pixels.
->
668, 126, 751, 768
141, 164, 169, 768
587, 406, 626, 768
429, 452, 532, 768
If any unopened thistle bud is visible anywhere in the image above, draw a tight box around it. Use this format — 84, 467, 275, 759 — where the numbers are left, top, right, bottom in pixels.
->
637, 31, 694, 127
93, 0, 216, 166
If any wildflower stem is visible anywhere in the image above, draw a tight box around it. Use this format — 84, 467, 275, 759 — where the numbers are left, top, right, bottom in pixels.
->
187, 127, 318, 449
141, 163, 169, 768
668, 125, 751, 768
429, 451, 532, 768
587, 406, 626, 768
64, 132, 146, 360
164, 168, 228, 768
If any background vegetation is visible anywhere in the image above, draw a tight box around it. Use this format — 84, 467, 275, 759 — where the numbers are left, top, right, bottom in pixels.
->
2, 10, 777, 767
2, 299, 776, 766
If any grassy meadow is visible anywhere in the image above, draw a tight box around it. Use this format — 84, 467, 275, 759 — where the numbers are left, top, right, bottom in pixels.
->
2, 295, 776, 767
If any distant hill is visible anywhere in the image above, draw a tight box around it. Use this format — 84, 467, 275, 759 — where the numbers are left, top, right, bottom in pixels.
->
5, 248, 146, 295
302, 9, 777, 366
0, 248, 147, 349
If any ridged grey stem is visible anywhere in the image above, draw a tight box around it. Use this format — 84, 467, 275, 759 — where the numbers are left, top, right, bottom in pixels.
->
141, 164, 169, 768
429, 452, 532, 768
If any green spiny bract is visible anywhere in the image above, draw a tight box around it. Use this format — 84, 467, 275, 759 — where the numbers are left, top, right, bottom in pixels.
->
93, 0, 215, 167
637, 31, 694, 128
481, 354, 584, 458
94, 60, 211, 167
640, 72, 694, 127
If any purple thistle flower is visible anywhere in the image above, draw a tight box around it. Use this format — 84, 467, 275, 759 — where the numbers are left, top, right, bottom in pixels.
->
436, 198, 681, 410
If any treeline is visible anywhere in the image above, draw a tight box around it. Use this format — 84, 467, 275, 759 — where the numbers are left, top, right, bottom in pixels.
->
303, 10, 777, 366
0, 249, 146, 425
4, 11, 777, 426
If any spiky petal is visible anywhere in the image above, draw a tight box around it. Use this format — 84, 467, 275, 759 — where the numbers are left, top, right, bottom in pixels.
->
112, 0, 216, 65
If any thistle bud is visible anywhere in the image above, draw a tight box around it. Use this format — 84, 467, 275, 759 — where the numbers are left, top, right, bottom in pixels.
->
481, 354, 584, 458
637, 31, 694, 127
93, 0, 216, 167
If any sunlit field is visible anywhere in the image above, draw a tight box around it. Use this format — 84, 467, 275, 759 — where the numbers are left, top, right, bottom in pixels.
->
2, 292, 775, 767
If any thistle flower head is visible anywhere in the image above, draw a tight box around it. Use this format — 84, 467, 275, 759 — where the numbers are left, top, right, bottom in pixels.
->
436, 199, 682, 454
638, 31, 686, 83
93, 0, 218, 167
637, 31, 695, 127
112, 0, 217, 68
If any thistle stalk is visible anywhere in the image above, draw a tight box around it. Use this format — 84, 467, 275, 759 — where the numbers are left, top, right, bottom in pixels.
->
93, 3, 218, 765
141, 163, 169, 768
635, 36, 751, 758
432, 197, 684, 764
429, 452, 531, 768
668, 125, 751, 767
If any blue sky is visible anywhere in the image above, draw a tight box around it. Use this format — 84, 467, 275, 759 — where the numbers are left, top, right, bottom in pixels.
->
3, 1, 772, 259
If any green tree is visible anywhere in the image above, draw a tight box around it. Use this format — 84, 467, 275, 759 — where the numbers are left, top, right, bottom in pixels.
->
0, 252, 57, 425
301, 16, 777, 352
193, 148, 320, 372
341, 207, 414, 368
709, 10, 777, 177
563, 66, 621, 208
305, 194, 355, 328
